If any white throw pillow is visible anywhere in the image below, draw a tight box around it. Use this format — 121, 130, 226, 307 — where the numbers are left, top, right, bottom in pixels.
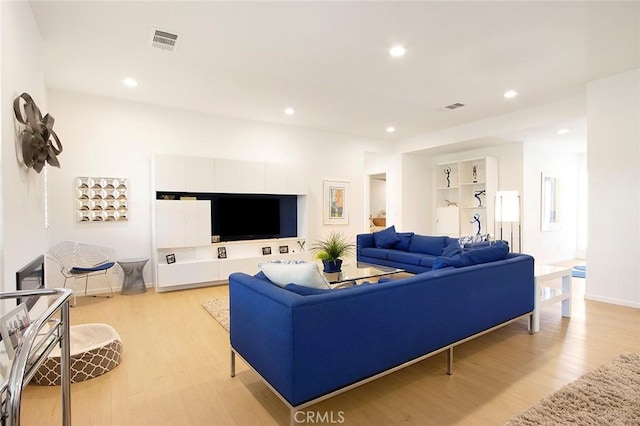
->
259, 261, 330, 289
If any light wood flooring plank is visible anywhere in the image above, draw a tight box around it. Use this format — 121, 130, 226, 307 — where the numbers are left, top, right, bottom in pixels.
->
20, 271, 640, 426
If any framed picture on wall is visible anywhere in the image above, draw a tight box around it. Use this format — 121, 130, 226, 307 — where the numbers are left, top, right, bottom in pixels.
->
323, 180, 349, 225
541, 173, 561, 231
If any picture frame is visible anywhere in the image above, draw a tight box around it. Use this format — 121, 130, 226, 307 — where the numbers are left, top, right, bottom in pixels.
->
1, 303, 30, 359
217, 247, 227, 259
323, 180, 349, 225
279, 245, 289, 254
541, 173, 561, 231
166, 253, 176, 264
262, 247, 272, 256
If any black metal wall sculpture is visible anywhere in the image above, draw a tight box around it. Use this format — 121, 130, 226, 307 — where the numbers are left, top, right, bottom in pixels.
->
13, 92, 63, 173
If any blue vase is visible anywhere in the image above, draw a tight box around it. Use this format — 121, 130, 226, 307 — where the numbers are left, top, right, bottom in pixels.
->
322, 259, 343, 273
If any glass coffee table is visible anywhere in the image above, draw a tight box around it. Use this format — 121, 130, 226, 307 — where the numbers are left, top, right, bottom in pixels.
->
322, 262, 406, 287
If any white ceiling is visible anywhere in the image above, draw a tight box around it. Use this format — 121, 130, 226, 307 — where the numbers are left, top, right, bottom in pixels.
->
29, 1, 639, 146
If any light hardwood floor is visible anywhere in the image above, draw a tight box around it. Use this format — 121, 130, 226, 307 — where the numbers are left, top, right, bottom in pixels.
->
21, 267, 640, 426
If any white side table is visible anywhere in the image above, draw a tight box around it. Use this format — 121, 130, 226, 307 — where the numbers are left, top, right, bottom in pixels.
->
531, 264, 573, 333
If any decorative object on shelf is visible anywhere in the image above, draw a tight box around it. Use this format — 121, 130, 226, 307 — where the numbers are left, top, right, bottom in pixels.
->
297, 240, 306, 252
470, 214, 482, 235
311, 231, 355, 273
166, 254, 176, 264
76, 177, 128, 222
279, 245, 289, 254
262, 247, 272, 256
217, 247, 227, 259
211, 235, 220, 243
495, 190, 521, 252
323, 180, 349, 225
472, 165, 478, 183
474, 190, 486, 207
445, 199, 458, 207
541, 173, 561, 232
444, 167, 452, 187
13, 92, 63, 173
0, 303, 30, 359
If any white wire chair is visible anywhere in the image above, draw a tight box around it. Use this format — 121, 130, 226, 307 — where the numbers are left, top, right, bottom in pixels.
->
46, 241, 116, 305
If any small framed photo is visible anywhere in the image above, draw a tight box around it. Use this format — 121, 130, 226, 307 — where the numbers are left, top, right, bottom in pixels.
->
262, 247, 272, 256
279, 245, 289, 254
1, 303, 30, 359
217, 247, 227, 259
166, 254, 176, 264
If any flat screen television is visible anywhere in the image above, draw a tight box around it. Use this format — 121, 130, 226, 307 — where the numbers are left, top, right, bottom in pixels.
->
217, 197, 280, 241
16, 255, 45, 311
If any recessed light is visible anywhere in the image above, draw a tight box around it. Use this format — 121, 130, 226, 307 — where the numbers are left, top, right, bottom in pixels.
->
389, 45, 406, 57
504, 90, 518, 99
386, 126, 396, 133
122, 78, 138, 88
284, 108, 295, 115
557, 129, 570, 135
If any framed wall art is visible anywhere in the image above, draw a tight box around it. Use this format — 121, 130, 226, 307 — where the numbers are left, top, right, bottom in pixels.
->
323, 180, 349, 225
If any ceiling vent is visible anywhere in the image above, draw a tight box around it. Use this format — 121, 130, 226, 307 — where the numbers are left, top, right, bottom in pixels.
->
150, 29, 180, 52
444, 102, 465, 110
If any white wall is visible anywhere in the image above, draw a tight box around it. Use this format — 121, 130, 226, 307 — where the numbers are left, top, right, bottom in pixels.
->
522, 142, 581, 263
586, 69, 640, 308
0, 1, 49, 312
46, 90, 389, 287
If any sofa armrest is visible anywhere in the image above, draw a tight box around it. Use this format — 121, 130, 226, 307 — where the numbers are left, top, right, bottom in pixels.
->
357, 233, 375, 257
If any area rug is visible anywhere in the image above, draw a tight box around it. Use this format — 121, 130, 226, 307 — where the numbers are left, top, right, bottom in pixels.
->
505, 353, 640, 425
202, 296, 230, 332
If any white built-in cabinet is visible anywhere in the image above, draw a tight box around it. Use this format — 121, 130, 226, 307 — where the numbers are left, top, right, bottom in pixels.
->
152, 154, 310, 292
435, 157, 498, 238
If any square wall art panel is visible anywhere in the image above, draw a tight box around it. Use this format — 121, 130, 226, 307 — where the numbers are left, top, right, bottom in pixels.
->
76, 177, 128, 222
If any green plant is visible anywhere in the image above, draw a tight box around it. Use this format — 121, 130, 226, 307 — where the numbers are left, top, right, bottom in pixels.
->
310, 231, 355, 261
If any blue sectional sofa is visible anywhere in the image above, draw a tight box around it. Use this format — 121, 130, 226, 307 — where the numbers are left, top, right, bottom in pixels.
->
229, 252, 535, 421
357, 228, 459, 273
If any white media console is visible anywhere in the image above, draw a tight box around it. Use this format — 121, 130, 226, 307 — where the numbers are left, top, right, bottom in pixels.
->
151, 154, 309, 292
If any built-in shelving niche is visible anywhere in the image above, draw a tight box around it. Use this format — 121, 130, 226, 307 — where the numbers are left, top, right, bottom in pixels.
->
75, 177, 128, 222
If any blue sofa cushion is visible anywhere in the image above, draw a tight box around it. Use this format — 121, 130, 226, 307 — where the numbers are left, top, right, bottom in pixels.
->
388, 251, 425, 266
433, 241, 510, 269
395, 232, 414, 251
409, 235, 449, 256
284, 283, 331, 295
373, 226, 401, 248
418, 256, 438, 268
360, 247, 392, 260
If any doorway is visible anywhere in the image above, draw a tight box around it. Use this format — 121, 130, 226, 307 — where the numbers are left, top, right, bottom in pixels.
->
369, 173, 387, 232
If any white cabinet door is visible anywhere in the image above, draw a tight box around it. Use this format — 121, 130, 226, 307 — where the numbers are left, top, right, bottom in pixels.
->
154, 154, 186, 192
436, 207, 460, 237
156, 200, 211, 248
156, 200, 186, 248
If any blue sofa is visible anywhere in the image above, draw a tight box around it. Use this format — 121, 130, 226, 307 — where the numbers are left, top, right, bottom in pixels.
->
357, 229, 459, 273
229, 253, 535, 418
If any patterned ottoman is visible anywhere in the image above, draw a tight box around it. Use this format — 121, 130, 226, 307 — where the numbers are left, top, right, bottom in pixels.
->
33, 323, 123, 386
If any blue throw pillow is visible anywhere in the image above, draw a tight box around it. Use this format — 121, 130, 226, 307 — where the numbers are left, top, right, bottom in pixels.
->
433, 241, 509, 269
373, 225, 401, 248
442, 242, 462, 257
394, 232, 414, 251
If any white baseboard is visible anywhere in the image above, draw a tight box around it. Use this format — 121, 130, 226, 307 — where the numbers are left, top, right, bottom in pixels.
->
584, 293, 640, 309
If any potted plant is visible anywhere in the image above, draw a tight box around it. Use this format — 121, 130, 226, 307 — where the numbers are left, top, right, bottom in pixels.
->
311, 231, 355, 273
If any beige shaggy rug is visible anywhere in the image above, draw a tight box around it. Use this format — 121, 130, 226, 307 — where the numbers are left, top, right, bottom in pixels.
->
505, 353, 640, 425
202, 296, 230, 332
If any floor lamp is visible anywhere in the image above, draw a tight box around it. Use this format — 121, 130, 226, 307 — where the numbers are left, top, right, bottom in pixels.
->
494, 191, 521, 252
